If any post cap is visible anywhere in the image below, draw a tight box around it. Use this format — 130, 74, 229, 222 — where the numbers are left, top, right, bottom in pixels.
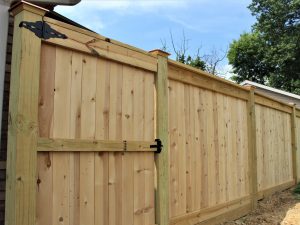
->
10, 0, 48, 16
243, 84, 256, 91
149, 49, 171, 58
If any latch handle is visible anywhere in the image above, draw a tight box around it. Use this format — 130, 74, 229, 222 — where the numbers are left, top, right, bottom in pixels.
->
150, 139, 163, 154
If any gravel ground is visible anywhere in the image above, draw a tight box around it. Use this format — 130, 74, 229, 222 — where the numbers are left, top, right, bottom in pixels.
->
221, 187, 300, 225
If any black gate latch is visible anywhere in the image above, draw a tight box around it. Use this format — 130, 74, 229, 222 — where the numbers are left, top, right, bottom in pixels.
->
19, 21, 67, 40
150, 139, 163, 154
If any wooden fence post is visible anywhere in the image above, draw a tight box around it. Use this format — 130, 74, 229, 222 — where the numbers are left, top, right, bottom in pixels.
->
150, 49, 170, 225
291, 104, 298, 183
247, 87, 258, 209
5, 3, 46, 225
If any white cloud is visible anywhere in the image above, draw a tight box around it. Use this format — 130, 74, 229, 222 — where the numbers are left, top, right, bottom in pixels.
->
72, 0, 189, 13
56, 0, 191, 31
166, 15, 201, 31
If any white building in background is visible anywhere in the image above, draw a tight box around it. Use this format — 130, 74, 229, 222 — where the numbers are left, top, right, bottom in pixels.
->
241, 80, 300, 108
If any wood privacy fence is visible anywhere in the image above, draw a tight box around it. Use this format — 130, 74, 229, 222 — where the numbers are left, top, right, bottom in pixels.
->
4, 2, 300, 225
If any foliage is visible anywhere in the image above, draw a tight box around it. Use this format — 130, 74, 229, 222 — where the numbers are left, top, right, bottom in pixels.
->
228, 0, 300, 94
161, 31, 227, 75
169, 31, 206, 71
177, 54, 206, 71
294, 183, 300, 199
228, 32, 274, 84
294, 183, 300, 194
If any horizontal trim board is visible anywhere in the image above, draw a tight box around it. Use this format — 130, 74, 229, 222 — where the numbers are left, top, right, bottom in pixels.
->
256, 180, 295, 200
170, 195, 251, 224
254, 92, 293, 114
43, 16, 157, 60
42, 19, 157, 72
168, 64, 249, 101
196, 203, 252, 225
37, 138, 157, 152
168, 59, 250, 92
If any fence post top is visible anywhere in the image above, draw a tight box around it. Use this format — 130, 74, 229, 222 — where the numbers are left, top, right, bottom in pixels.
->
10, 0, 48, 16
149, 49, 170, 58
244, 84, 256, 91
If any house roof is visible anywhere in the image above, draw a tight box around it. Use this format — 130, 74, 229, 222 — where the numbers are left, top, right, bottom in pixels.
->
241, 80, 300, 101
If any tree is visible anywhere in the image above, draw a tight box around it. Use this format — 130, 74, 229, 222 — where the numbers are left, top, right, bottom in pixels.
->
228, 32, 275, 84
228, 0, 300, 94
203, 47, 228, 76
169, 31, 206, 71
161, 31, 227, 75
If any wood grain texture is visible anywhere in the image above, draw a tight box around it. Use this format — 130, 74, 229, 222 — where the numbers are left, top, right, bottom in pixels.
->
247, 88, 258, 209
168, 63, 249, 101
37, 138, 156, 152
36, 44, 156, 225
295, 116, 300, 182
5, 8, 44, 225
12, 7, 297, 225
291, 106, 298, 182
154, 54, 169, 225
168, 78, 249, 218
255, 104, 294, 191
42, 20, 157, 73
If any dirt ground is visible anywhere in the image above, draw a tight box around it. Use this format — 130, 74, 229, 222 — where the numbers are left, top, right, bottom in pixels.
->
222, 187, 300, 225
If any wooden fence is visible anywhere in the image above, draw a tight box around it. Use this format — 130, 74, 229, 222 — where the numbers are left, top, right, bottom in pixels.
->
167, 61, 298, 225
4, 2, 300, 225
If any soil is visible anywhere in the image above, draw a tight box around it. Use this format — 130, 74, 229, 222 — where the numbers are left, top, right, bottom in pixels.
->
222, 187, 300, 225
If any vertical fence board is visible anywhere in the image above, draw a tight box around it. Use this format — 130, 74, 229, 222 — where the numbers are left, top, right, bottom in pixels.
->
80, 54, 97, 225
37, 43, 55, 225
52, 47, 73, 225
296, 113, 300, 182
69, 51, 82, 225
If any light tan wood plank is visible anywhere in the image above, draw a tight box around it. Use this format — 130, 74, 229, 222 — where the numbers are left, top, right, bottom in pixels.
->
5, 7, 45, 225
121, 65, 135, 225
69, 51, 82, 225
37, 138, 156, 152
43, 24, 157, 73
200, 89, 209, 208
154, 53, 170, 225
36, 153, 53, 225
36, 43, 55, 225
254, 93, 293, 114
168, 63, 249, 101
52, 46, 72, 225
80, 54, 97, 225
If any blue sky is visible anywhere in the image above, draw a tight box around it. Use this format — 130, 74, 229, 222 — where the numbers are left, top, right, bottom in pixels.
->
56, 0, 256, 78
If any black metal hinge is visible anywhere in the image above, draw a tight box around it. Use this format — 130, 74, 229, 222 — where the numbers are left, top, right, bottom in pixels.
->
150, 139, 163, 154
19, 21, 67, 40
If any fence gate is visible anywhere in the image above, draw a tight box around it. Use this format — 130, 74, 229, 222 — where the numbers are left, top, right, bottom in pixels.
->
5, 2, 169, 225
35, 42, 158, 225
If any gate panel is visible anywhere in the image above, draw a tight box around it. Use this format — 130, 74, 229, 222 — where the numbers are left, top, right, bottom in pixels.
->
36, 43, 156, 225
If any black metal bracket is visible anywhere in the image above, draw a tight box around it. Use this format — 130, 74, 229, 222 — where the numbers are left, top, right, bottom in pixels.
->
19, 21, 67, 40
150, 139, 163, 154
